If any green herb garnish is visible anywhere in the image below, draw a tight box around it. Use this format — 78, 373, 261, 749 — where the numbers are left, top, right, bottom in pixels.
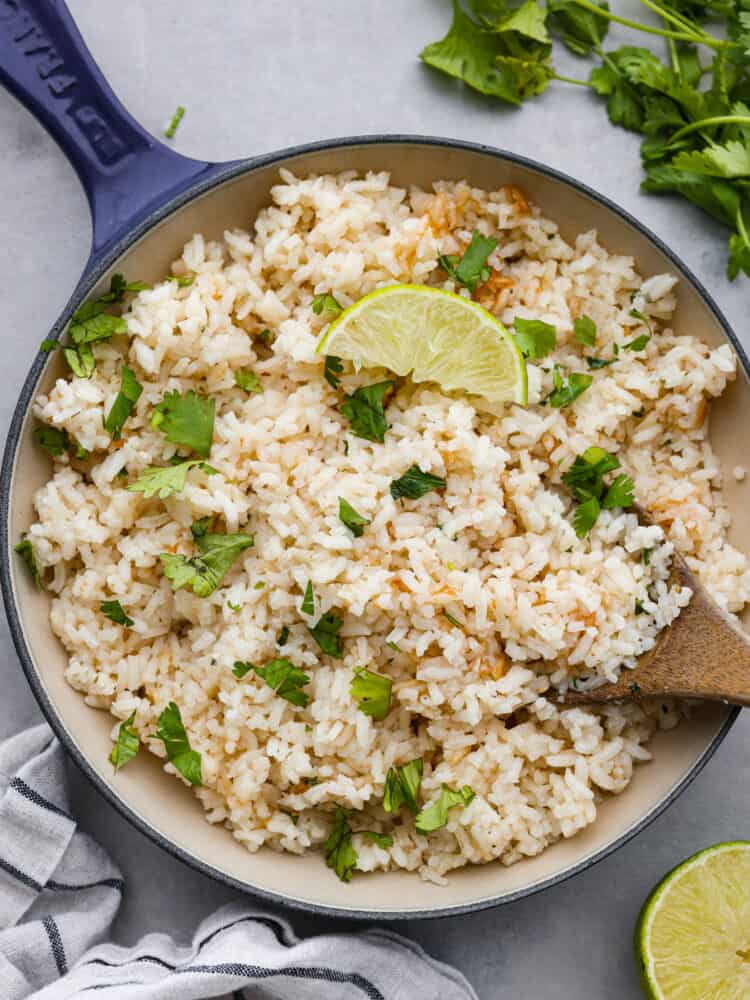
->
151, 702, 202, 785
236, 658, 310, 707
301, 580, 315, 616
309, 610, 344, 658
341, 381, 395, 443
104, 366, 143, 440
574, 315, 597, 347
152, 390, 215, 458
34, 426, 74, 458
586, 356, 614, 370
443, 609, 464, 629
128, 459, 216, 499
277, 625, 290, 647
513, 317, 557, 359
546, 367, 593, 408
438, 230, 499, 292
15, 538, 42, 589
109, 711, 140, 771
350, 668, 392, 720
383, 758, 423, 814
414, 784, 475, 833
227, 601, 242, 613
160, 530, 253, 597
312, 292, 343, 316
324, 355, 344, 389
165, 105, 185, 139
100, 600, 134, 627
338, 497, 370, 537
324, 807, 358, 882
234, 369, 263, 394
624, 333, 651, 352
40, 339, 57, 352
390, 465, 447, 501
562, 446, 635, 537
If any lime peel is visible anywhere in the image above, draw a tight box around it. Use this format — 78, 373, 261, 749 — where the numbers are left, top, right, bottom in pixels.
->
316, 283, 527, 406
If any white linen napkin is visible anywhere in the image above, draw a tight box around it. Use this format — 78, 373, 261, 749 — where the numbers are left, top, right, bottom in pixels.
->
0, 724, 477, 999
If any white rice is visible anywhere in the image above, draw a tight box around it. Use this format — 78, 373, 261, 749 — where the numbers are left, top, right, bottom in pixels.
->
27, 170, 750, 883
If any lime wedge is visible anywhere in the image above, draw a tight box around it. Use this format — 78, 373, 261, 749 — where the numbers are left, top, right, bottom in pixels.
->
636, 842, 750, 999
316, 284, 527, 405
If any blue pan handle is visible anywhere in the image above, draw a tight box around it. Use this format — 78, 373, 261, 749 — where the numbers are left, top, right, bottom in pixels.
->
0, 0, 226, 274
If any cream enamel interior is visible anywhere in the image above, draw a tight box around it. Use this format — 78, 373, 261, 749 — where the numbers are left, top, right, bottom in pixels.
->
8, 142, 749, 915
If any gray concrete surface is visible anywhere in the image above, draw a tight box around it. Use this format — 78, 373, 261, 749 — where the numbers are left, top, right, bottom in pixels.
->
1, 2, 748, 997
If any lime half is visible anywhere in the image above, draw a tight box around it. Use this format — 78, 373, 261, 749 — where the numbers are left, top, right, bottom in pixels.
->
636, 842, 750, 999
316, 284, 527, 405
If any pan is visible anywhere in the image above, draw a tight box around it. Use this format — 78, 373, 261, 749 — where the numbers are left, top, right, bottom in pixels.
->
1, 0, 748, 919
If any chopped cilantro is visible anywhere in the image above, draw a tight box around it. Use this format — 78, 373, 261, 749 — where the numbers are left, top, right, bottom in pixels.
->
546, 367, 593, 408
415, 784, 475, 833
562, 446, 634, 537
160, 530, 253, 597
227, 601, 242, 613
513, 317, 557, 359
324, 355, 344, 389
443, 609, 464, 629
586, 356, 614, 370
15, 538, 42, 589
253, 581, 265, 590
152, 390, 215, 458
574, 315, 597, 347
387, 640, 401, 652
165, 105, 185, 139
237, 658, 310, 707
104, 366, 143, 440
338, 497, 370, 537
109, 711, 140, 771
629, 308, 653, 337
390, 465, 447, 501
635, 598, 646, 614
312, 292, 343, 316
624, 333, 651, 352
438, 230, 499, 292
324, 806, 357, 882
602, 473, 635, 509
301, 580, 315, 616
277, 625, 290, 647
383, 758, 423, 814
341, 381, 395, 443
572, 495, 600, 538
151, 702, 202, 785
100, 600, 134, 627
359, 831, 393, 849
34, 426, 70, 457
642, 548, 652, 565
40, 338, 57, 353
190, 516, 212, 539
234, 369, 263, 394
128, 459, 215, 499
309, 610, 344, 658
350, 668, 392, 720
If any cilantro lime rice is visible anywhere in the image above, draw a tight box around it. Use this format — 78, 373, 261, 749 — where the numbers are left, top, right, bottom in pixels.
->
25, 170, 750, 884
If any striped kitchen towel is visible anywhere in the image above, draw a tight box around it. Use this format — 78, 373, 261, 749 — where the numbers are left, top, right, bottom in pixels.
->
0, 725, 477, 999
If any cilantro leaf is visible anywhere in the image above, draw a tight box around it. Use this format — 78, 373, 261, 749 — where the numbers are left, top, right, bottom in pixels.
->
324, 807, 358, 882
624, 333, 650, 351
100, 274, 149, 302
338, 497, 370, 537
100, 600, 134, 627
512, 317, 557, 359
153, 390, 215, 458
590, 61, 644, 132
190, 516, 212, 539
69, 311, 127, 347
341, 381, 395, 443
15, 538, 42, 589
128, 460, 214, 499
309, 610, 344, 658
390, 465, 447, 501
160, 531, 253, 597
547, 0, 609, 55
301, 580, 315, 616
64, 343, 96, 379
383, 758, 423, 814
359, 830, 394, 849
641, 165, 740, 229
350, 668, 392, 720
572, 495, 601, 537
312, 292, 343, 316
324, 355, 344, 389
232, 661, 253, 678
586, 356, 614, 370
151, 702, 202, 785
602, 473, 635, 509
109, 711, 139, 771
104, 366, 143, 440
562, 446, 621, 500
277, 625, 290, 647
40, 339, 57, 353
439, 230, 499, 292
415, 784, 475, 833
728, 225, 750, 281
574, 315, 597, 347
234, 369, 262, 394
34, 426, 70, 457
240, 658, 310, 707
546, 367, 593, 408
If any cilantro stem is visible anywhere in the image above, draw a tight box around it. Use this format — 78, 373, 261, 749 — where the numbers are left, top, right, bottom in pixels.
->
668, 115, 750, 144
636, 0, 714, 41
666, 31, 680, 76
570, 0, 727, 48
736, 205, 750, 248
553, 73, 593, 87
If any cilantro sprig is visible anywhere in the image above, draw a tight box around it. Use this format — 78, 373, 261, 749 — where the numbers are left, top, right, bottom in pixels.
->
60, 274, 146, 377
438, 230, 499, 292
562, 445, 635, 536
128, 459, 217, 500
341, 381, 395, 443
152, 390, 215, 458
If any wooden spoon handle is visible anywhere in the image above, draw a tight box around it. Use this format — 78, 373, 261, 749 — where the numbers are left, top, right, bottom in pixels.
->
563, 557, 750, 708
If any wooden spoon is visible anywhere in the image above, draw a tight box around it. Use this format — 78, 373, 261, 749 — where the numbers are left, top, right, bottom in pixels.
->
558, 535, 750, 709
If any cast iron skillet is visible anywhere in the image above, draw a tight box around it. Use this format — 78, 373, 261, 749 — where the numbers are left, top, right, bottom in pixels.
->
1, 0, 748, 919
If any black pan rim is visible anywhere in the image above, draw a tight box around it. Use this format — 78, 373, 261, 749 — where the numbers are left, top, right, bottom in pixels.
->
0, 132, 743, 921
